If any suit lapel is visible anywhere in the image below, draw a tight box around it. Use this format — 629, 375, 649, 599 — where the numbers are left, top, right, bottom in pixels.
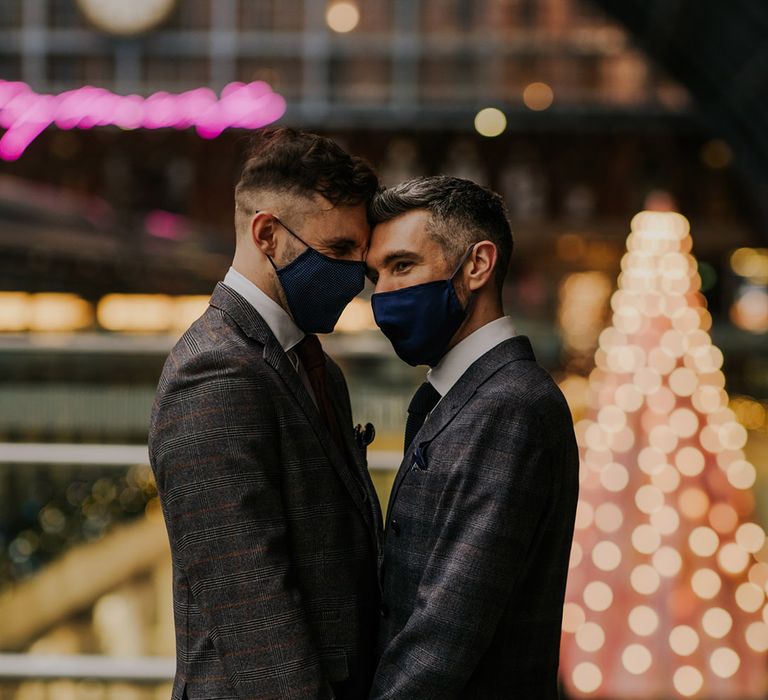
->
209, 283, 374, 532
386, 336, 537, 515
387, 381, 478, 513
263, 341, 376, 531
325, 367, 383, 538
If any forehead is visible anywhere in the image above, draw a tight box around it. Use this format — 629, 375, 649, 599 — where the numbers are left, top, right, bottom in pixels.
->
368, 210, 437, 261
312, 197, 370, 242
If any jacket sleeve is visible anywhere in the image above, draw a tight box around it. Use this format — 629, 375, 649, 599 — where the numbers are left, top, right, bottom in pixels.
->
149, 348, 334, 700
369, 396, 552, 699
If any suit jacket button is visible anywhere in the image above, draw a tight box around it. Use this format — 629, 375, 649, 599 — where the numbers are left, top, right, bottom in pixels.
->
380, 603, 389, 618
390, 519, 401, 536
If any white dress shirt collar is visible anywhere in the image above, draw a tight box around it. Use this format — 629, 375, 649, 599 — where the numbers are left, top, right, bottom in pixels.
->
222, 266, 305, 353
427, 316, 517, 398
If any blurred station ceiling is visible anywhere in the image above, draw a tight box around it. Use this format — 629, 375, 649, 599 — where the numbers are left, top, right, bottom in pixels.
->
594, 0, 768, 212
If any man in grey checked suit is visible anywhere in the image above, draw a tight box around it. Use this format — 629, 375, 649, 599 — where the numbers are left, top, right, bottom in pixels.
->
149, 129, 382, 700
365, 176, 579, 699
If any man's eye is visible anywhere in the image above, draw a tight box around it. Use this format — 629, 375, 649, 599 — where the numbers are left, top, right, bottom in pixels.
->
393, 261, 412, 273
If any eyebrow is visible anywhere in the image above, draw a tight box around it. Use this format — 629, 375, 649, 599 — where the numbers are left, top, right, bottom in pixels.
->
380, 249, 422, 267
366, 249, 421, 281
321, 235, 357, 248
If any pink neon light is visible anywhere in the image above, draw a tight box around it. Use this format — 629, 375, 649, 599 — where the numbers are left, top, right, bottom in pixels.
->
0, 80, 287, 160
145, 209, 190, 241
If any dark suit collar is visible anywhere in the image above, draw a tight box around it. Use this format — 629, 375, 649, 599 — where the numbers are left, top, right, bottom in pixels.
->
388, 336, 536, 511
209, 283, 376, 535
420, 335, 535, 445
210, 282, 275, 346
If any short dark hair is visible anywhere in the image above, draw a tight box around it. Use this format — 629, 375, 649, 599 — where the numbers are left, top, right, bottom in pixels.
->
369, 175, 514, 289
235, 128, 378, 211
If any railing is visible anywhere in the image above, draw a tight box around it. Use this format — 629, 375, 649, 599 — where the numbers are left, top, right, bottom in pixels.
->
0, 442, 401, 471
0, 654, 173, 682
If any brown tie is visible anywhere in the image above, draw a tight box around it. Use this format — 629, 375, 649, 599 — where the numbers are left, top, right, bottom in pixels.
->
295, 334, 346, 456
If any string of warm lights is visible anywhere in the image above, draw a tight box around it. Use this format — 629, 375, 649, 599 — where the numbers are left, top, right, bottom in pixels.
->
0, 292, 378, 335
561, 211, 768, 698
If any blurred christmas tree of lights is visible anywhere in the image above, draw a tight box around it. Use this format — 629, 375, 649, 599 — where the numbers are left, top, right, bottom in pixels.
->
560, 211, 768, 698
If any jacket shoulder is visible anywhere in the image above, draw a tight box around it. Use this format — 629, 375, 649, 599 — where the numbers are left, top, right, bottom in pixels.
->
152, 305, 271, 411
474, 355, 572, 433
168, 304, 265, 366
148, 306, 275, 457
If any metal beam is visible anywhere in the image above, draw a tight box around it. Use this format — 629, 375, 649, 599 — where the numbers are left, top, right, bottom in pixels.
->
0, 654, 174, 682
0, 443, 149, 465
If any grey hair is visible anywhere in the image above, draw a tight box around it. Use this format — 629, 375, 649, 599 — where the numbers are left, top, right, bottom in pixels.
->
369, 175, 513, 289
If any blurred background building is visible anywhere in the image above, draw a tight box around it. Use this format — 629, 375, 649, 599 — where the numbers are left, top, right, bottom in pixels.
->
0, 0, 766, 697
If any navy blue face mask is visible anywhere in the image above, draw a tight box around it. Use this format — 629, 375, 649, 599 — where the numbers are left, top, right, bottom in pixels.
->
371, 245, 475, 367
268, 217, 366, 334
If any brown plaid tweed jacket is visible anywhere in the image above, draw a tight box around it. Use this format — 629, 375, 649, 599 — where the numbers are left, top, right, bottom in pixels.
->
149, 283, 382, 700
371, 336, 579, 699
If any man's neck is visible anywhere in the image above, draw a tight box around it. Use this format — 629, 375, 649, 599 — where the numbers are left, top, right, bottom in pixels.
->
231, 255, 284, 309
448, 294, 504, 351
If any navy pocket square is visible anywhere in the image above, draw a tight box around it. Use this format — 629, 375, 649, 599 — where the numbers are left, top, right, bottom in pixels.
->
411, 445, 428, 471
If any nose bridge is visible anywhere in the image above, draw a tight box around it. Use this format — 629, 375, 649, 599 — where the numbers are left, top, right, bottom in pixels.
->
352, 241, 367, 262
356, 228, 372, 259
374, 272, 398, 294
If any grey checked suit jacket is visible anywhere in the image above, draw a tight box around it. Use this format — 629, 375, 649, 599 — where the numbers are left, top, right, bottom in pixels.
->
371, 336, 579, 700
149, 283, 383, 700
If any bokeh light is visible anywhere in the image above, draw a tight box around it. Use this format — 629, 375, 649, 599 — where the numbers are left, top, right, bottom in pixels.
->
576, 622, 606, 652
669, 626, 699, 656
673, 666, 703, 697
562, 602, 586, 633
473, 107, 507, 137
622, 644, 652, 674
592, 541, 622, 571
718, 543, 750, 575
702, 608, 733, 639
572, 662, 603, 693
710, 647, 740, 679
737, 523, 767, 553
689, 527, 719, 557
595, 503, 623, 533
628, 605, 659, 636
584, 581, 613, 611
325, 1, 360, 32
523, 82, 554, 111
746, 622, 768, 652
691, 568, 722, 600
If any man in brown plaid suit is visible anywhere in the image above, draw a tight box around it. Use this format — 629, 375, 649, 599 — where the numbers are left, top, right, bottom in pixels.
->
365, 176, 579, 699
149, 129, 382, 700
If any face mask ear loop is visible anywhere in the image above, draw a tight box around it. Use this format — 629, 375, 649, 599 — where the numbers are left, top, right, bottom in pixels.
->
265, 215, 309, 272
451, 243, 478, 313
450, 243, 477, 280
273, 216, 312, 250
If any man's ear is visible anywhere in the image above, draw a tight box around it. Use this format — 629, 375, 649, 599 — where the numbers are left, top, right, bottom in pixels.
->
466, 240, 498, 292
250, 211, 278, 257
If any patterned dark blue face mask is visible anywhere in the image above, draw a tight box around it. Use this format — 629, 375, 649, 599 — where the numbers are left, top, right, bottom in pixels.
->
371, 245, 475, 367
268, 217, 366, 334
